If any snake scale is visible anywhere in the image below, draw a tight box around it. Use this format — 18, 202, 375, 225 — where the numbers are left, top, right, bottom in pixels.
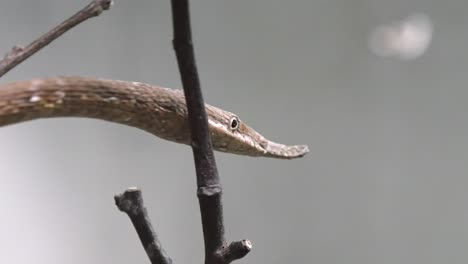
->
0, 76, 308, 159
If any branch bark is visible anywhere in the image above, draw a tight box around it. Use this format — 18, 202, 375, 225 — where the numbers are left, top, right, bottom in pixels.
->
170, 1, 251, 263
0, 0, 112, 77
115, 188, 172, 264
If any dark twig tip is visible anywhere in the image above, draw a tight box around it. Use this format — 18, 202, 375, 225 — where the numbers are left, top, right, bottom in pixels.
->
217, 240, 252, 263
114, 187, 143, 215
99, 0, 113, 10
91, 0, 113, 15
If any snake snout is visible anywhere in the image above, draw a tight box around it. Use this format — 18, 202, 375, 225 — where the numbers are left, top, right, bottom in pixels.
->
262, 141, 309, 159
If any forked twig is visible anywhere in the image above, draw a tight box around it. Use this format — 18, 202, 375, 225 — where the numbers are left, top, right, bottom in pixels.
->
0, 0, 112, 77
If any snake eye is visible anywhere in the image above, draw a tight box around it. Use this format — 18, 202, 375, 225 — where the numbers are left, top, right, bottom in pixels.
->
229, 116, 240, 131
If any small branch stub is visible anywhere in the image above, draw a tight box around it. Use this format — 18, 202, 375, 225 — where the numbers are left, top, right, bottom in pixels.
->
216, 240, 253, 263
115, 188, 172, 264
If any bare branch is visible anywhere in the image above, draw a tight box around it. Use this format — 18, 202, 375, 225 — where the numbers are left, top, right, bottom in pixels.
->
170, 1, 251, 263
115, 188, 172, 264
0, 0, 113, 77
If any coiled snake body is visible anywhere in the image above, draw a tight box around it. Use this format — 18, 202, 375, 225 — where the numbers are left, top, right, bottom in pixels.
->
0, 76, 308, 159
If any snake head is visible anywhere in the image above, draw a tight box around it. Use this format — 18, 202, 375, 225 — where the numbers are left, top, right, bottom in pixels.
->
206, 106, 309, 159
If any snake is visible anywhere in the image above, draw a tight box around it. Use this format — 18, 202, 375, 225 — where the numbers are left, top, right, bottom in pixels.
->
0, 76, 308, 159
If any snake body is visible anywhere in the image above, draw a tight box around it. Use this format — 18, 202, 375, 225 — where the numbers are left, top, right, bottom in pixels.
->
0, 76, 308, 159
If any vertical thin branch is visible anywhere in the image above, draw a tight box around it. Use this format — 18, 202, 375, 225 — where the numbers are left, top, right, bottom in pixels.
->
170, 0, 223, 256
170, 1, 251, 263
170, 0, 220, 188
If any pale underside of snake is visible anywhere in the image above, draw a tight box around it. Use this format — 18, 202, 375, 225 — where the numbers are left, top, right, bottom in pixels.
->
0, 76, 308, 159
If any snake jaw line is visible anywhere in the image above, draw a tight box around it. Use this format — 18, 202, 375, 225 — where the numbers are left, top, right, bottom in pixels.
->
207, 114, 309, 159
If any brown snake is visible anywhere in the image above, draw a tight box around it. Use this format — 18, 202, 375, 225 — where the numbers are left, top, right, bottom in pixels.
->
0, 76, 308, 159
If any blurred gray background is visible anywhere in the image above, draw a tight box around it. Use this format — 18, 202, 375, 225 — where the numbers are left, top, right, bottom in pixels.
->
1, 0, 467, 263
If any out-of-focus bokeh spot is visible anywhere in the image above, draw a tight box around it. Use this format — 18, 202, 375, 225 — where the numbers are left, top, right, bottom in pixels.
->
369, 13, 433, 60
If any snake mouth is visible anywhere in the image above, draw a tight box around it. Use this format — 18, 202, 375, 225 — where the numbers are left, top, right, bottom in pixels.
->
260, 140, 309, 159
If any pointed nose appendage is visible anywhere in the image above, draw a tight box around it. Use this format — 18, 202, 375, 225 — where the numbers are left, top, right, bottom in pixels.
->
263, 141, 309, 159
